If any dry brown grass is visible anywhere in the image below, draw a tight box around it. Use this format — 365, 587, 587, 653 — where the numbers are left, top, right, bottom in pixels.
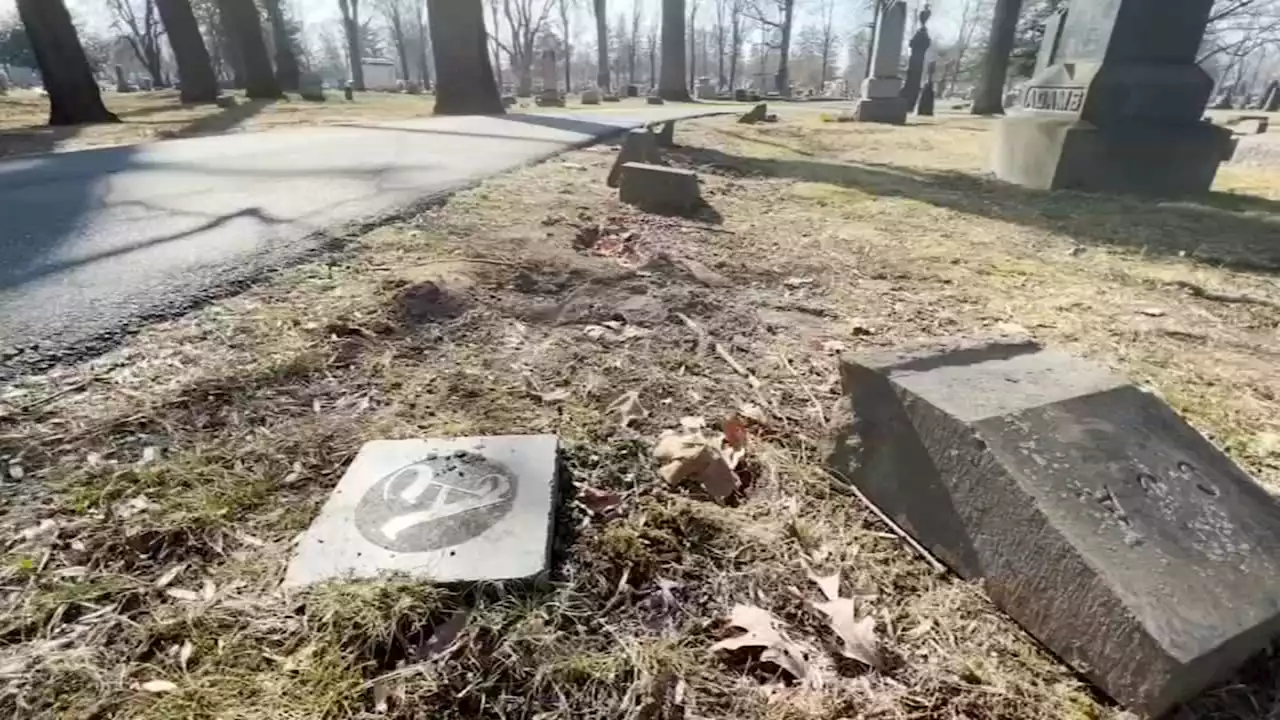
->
1, 113, 1279, 720
0, 89, 437, 158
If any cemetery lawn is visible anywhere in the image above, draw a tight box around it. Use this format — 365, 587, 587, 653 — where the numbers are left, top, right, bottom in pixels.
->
3, 112, 1280, 719
0, 89, 438, 158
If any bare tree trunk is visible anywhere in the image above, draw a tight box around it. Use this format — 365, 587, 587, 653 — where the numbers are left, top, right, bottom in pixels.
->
687, 1, 697, 90
156, 0, 220, 102
217, 0, 281, 98
416, 4, 432, 89
774, 0, 793, 94
728, 10, 739, 89
263, 0, 300, 91
17, 0, 120, 125
339, 0, 365, 89
594, 0, 610, 89
428, 0, 503, 114
384, 2, 411, 85
972, 0, 1023, 115
218, 2, 246, 86
660, 0, 690, 100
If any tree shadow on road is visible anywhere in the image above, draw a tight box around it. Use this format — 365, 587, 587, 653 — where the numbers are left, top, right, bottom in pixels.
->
666, 144, 1280, 274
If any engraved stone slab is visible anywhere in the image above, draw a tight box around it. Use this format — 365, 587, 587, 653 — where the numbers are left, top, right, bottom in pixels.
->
285, 436, 558, 587
827, 339, 1280, 716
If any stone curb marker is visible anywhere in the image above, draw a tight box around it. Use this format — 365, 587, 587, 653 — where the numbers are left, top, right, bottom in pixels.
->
827, 338, 1280, 716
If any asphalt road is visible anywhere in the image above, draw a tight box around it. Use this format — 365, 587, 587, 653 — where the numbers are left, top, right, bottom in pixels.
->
0, 107, 728, 377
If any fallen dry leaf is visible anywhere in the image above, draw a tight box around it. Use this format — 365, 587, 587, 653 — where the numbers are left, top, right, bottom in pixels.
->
577, 484, 623, 515
420, 608, 471, 658
805, 567, 841, 603
710, 604, 809, 680
608, 390, 648, 428
165, 588, 201, 602
811, 598, 882, 670
154, 563, 186, 588
139, 679, 178, 693
653, 429, 739, 501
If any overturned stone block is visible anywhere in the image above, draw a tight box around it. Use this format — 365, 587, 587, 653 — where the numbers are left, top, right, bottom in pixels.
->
647, 96, 665, 105
286, 435, 559, 587
602, 94, 621, 102
619, 162, 700, 214
607, 128, 662, 188
738, 102, 768, 124
654, 121, 676, 147
827, 338, 1280, 717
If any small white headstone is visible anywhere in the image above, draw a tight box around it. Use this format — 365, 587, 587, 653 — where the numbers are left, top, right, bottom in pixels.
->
284, 436, 558, 587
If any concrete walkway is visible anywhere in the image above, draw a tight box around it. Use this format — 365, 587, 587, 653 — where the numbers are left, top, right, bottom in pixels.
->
0, 107, 727, 375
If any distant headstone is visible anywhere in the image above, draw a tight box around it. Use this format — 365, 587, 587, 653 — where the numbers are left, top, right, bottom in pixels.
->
626, 84, 640, 97
581, 88, 601, 104
138, 77, 154, 91
734, 88, 749, 102
992, 0, 1235, 194
406, 81, 423, 95
344, 82, 354, 101
299, 71, 326, 101
1262, 81, 1280, 112
828, 338, 1280, 717
285, 436, 559, 586
114, 65, 133, 94
608, 128, 662, 187
852, 0, 908, 124
647, 96, 665, 105
738, 102, 768, 124
901, 7, 931, 112
502, 94, 517, 107
918, 61, 936, 116
602, 94, 621, 102
1035, 9, 1068, 77
215, 95, 237, 108
696, 76, 716, 99
538, 49, 563, 107
619, 162, 700, 214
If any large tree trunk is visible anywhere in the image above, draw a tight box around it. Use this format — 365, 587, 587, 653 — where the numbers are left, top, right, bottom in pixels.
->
339, 0, 365, 90
594, 0, 609, 90
17, 0, 119, 125
157, 0, 219, 102
216, 0, 280, 98
263, 0, 300, 91
774, 0, 793, 95
218, 3, 246, 87
427, 0, 503, 114
971, 0, 1023, 115
659, 0, 690, 100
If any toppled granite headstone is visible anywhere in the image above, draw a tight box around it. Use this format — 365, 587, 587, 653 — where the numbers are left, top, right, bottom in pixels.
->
619, 162, 700, 214
285, 436, 558, 586
738, 103, 768, 124
654, 121, 676, 147
827, 338, 1280, 716
607, 128, 662, 188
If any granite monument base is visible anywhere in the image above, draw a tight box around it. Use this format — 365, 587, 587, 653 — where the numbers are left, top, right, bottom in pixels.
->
993, 115, 1236, 195
852, 97, 907, 125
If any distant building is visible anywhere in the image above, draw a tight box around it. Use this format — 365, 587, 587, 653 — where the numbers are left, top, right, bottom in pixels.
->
361, 58, 397, 90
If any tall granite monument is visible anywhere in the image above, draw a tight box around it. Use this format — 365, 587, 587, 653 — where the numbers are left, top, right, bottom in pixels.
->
992, 0, 1235, 194
901, 7, 932, 113
853, 1, 908, 124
